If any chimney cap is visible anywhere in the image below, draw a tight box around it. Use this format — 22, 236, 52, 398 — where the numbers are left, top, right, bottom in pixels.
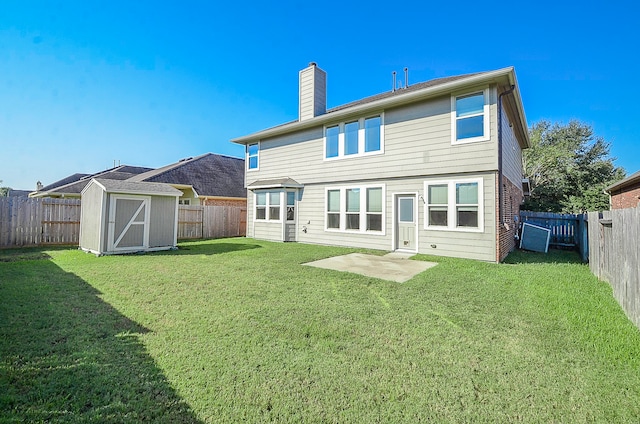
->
308, 62, 317, 67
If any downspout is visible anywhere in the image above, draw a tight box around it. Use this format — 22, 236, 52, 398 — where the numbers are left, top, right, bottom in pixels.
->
497, 85, 516, 226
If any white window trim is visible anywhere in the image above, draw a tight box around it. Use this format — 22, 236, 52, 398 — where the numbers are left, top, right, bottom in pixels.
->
253, 190, 282, 223
324, 184, 386, 235
323, 113, 385, 161
423, 178, 484, 233
451, 88, 490, 145
247, 142, 260, 171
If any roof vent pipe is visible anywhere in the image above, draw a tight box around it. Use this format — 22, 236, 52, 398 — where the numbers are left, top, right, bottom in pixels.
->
404, 67, 409, 87
392, 71, 397, 92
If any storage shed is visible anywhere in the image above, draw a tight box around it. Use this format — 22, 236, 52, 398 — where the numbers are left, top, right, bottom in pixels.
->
80, 178, 183, 255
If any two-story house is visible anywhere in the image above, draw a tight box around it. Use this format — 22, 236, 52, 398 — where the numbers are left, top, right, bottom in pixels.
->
231, 63, 529, 262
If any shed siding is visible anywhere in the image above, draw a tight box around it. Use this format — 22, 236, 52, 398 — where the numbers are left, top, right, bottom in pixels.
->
79, 182, 105, 253
500, 104, 524, 187
149, 196, 178, 247
249, 87, 499, 187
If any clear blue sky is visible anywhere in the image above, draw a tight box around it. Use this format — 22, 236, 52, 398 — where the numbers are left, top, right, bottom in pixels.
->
1, 0, 638, 190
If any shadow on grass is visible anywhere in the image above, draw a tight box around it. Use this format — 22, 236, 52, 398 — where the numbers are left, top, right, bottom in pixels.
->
503, 248, 584, 265
167, 241, 262, 256
0, 256, 202, 423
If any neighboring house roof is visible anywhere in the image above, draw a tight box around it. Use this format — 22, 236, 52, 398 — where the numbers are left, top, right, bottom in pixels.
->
40, 173, 89, 192
7, 189, 31, 198
231, 67, 530, 148
86, 178, 183, 197
605, 170, 640, 193
31, 165, 154, 198
128, 153, 246, 198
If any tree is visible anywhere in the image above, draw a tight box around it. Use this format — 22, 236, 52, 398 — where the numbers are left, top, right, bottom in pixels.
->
0, 180, 9, 197
522, 120, 625, 213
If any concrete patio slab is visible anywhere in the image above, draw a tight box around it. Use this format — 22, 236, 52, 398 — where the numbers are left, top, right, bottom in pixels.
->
303, 252, 437, 283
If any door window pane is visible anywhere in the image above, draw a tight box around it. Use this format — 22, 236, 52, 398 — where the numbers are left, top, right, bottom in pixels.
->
286, 192, 295, 221
399, 198, 414, 223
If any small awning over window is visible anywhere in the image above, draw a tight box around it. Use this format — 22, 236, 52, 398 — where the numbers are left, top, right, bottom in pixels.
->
247, 178, 304, 190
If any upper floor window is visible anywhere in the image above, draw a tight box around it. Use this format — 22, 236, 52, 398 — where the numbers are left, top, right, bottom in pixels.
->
247, 143, 259, 170
451, 89, 489, 144
424, 179, 483, 232
324, 114, 384, 159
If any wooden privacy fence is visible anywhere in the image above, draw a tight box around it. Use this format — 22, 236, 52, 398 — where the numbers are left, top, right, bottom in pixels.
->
519, 211, 589, 261
177, 205, 247, 239
0, 197, 246, 248
588, 207, 640, 330
0, 197, 81, 247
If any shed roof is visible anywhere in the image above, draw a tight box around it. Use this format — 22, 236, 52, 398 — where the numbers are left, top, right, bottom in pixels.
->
127, 153, 246, 198
87, 178, 183, 197
605, 170, 640, 193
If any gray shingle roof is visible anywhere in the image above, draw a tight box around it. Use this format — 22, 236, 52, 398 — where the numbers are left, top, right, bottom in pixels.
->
33, 166, 153, 196
247, 177, 303, 189
92, 178, 183, 196
606, 170, 640, 192
326, 72, 482, 114
128, 153, 246, 198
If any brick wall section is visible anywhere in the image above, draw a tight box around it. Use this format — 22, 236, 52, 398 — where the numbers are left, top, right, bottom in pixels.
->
610, 182, 640, 209
497, 175, 524, 262
201, 198, 247, 208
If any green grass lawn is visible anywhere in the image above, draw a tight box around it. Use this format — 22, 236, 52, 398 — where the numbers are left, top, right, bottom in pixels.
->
1, 239, 639, 422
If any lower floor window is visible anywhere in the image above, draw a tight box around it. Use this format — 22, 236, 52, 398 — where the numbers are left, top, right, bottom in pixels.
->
424, 179, 482, 231
325, 185, 384, 233
255, 191, 282, 221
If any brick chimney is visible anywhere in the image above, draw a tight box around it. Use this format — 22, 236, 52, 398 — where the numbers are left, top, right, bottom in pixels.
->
299, 62, 326, 121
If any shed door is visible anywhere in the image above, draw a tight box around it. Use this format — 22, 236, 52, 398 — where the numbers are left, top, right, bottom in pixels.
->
108, 195, 151, 252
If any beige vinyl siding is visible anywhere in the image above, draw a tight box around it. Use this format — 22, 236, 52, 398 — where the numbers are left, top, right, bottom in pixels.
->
254, 221, 283, 241
149, 196, 177, 248
500, 105, 524, 187
296, 184, 390, 250
248, 88, 499, 187
289, 173, 496, 261
419, 173, 497, 262
79, 182, 105, 253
